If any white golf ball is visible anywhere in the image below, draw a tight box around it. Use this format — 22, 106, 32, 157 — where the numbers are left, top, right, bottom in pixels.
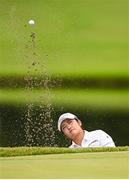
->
28, 19, 35, 25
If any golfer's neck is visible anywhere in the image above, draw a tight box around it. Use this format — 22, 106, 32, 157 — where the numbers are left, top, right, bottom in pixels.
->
73, 130, 85, 146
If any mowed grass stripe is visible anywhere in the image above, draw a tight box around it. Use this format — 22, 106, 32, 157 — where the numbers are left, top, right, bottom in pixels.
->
0, 151, 128, 178
0, 88, 128, 111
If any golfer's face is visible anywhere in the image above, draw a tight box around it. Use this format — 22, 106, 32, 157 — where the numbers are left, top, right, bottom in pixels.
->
61, 119, 82, 139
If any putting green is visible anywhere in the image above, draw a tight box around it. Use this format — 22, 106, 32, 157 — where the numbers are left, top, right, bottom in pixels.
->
0, 151, 128, 178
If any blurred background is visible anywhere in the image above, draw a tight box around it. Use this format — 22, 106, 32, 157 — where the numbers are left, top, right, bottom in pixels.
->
0, 0, 129, 147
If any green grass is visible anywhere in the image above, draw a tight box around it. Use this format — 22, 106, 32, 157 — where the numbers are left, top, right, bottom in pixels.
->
0, 146, 129, 157
0, 150, 129, 178
0, 88, 128, 111
0, 0, 128, 78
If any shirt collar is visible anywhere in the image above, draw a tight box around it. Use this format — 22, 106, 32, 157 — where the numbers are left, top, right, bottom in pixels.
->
71, 130, 89, 147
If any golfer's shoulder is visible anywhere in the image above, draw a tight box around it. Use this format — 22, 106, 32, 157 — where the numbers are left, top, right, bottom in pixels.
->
88, 129, 106, 137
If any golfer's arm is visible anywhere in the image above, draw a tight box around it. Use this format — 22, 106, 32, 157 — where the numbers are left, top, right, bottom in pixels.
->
99, 130, 116, 147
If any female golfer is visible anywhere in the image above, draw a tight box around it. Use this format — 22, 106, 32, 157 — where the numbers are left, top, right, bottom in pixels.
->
58, 113, 115, 148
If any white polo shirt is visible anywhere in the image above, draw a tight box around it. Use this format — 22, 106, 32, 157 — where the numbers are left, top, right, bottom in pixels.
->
69, 130, 115, 148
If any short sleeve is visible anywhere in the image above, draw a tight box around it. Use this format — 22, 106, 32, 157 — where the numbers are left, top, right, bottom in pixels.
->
97, 130, 116, 147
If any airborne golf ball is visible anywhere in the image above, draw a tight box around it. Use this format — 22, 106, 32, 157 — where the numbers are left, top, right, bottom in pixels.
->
28, 19, 35, 25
